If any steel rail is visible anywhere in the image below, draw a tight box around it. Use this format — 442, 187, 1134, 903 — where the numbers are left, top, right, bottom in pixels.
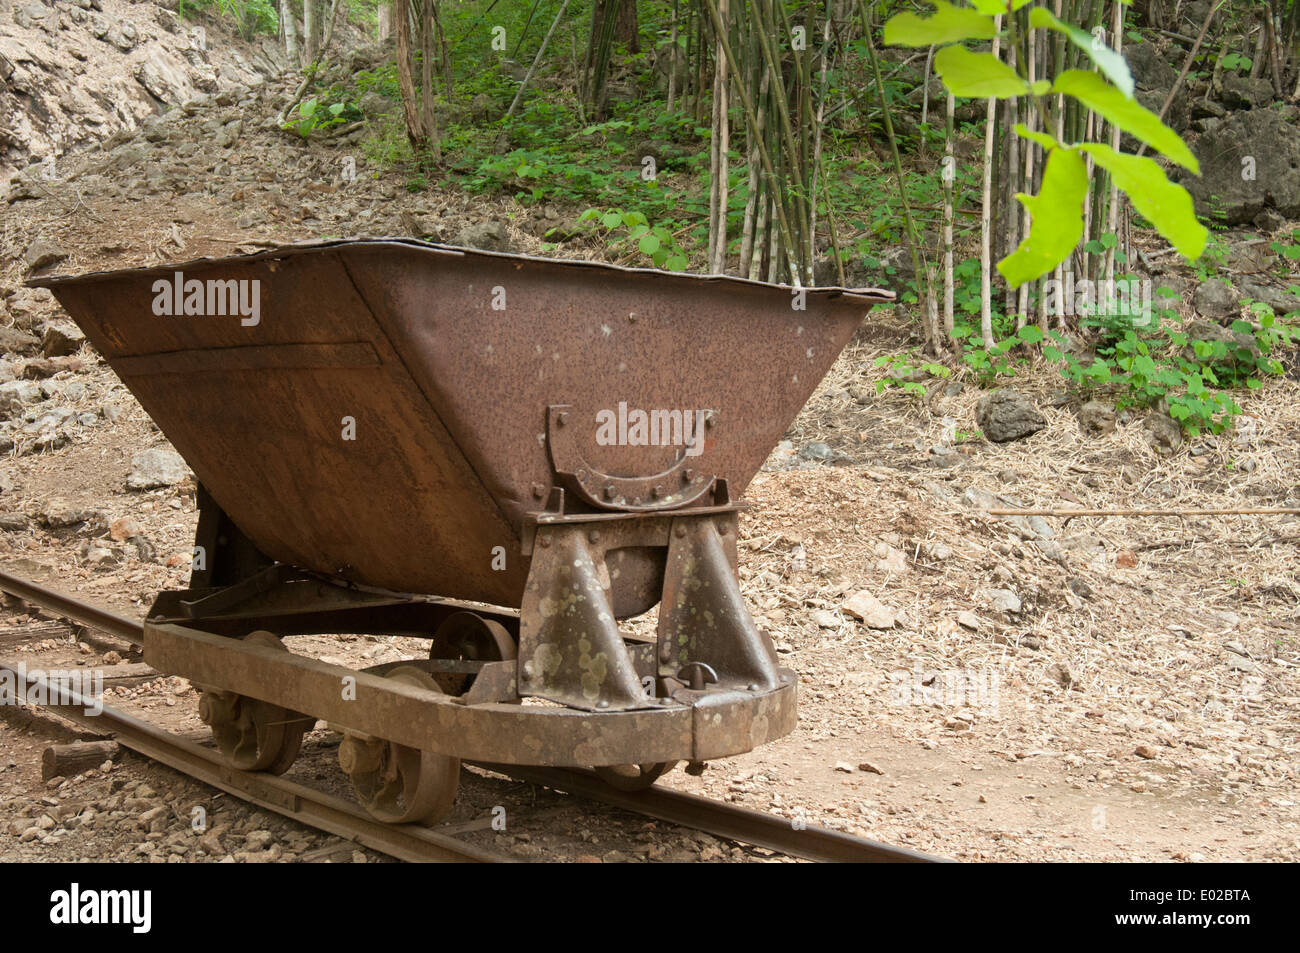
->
0, 655, 508, 863
474, 763, 948, 863
0, 568, 143, 646
0, 569, 949, 863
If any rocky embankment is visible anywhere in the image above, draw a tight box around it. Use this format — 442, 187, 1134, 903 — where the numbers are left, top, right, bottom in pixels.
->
1, 0, 285, 185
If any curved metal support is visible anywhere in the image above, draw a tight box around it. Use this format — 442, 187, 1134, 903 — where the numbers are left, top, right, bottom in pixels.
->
546, 404, 716, 511
657, 514, 781, 692
517, 524, 652, 711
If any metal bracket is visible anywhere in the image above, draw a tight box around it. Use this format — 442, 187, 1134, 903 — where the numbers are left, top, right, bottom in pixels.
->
517, 523, 652, 712
656, 513, 781, 692
546, 404, 716, 511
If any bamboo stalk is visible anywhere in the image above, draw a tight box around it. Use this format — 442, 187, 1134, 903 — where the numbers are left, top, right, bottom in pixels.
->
738, 11, 764, 277
808, 4, 836, 281
750, 0, 810, 281
1265, 5, 1285, 97
858, 0, 932, 328
667, 0, 680, 111
496, 0, 570, 151
942, 89, 955, 339
702, 0, 801, 281
707, 0, 730, 274
1018, 17, 1036, 328
1051, 0, 1066, 331
1103, 0, 1122, 285
980, 14, 1003, 350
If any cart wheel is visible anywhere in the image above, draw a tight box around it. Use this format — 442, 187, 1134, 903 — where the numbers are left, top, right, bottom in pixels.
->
428, 611, 516, 697
594, 761, 678, 792
198, 632, 311, 775
338, 666, 460, 824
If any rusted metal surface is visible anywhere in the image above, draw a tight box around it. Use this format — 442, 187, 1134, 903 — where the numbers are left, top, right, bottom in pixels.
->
0, 654, 508, 862
144, 620, 797, 766
0, 568, 144, 646
479, 764, 950, 863
0, 572, 944, 860
32, 239, 891, 613
31, 240, 891, 800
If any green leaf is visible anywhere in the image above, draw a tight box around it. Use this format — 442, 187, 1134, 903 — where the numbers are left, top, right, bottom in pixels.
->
1052, 71, 1199, 172
1014, 123, 1058, 151
997, 147, 1089, 288
665, 255, 688, 272
1086, 361, 1113, 382
969, 0, 1035, 12
883, 2, 996, 48
1080, 143, 1208, 260
639, 233, 661, 255
622, 211, 648, 227
600, 211, 623, 229
935, 46, 1028, 99
1029, 8, 1134, 97
1017, 324, 1044, 344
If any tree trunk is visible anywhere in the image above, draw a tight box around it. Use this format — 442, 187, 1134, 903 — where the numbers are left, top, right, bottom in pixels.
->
666, 0, 680, 111
395, 0, 426, 146
615, 0, 639, 54
378, 2, 392, 42
281, 0, 300, 62
586, 0, 622, 118
42, 741, 121, 781
303, 0, 319, 65
420, 0, 440, 160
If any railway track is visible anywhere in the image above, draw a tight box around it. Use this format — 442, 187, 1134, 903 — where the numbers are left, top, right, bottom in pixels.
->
0, 568, 947, 864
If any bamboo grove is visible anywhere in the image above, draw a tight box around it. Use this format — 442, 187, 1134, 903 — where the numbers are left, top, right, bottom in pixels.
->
294, 0, 1300, 355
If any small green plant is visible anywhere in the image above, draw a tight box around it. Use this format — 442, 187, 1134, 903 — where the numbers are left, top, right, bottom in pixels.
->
575, 208, 690, 272
1044, 304, 1295, 436
1270, 230, 1300, 263
873, 351, 953, 396
179, 0, 277, 39
1220, 51, 1253, 72
283, 97, 355, 138
1191, 231, 1231, 281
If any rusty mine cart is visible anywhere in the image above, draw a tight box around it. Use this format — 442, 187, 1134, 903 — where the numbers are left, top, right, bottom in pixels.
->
33, 239, 891, 823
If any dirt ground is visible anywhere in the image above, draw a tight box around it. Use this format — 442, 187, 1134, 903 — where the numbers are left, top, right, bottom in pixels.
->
2, 48, 1299, 863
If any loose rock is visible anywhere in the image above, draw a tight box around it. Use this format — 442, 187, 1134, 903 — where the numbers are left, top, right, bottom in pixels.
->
125, 448, 190, 490
840, 590, 897, 629
975, 389, 1046, 443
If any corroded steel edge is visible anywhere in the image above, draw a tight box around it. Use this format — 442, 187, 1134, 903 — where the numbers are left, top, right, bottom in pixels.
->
25, 237, 896, 303
143, 621, 798, 767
